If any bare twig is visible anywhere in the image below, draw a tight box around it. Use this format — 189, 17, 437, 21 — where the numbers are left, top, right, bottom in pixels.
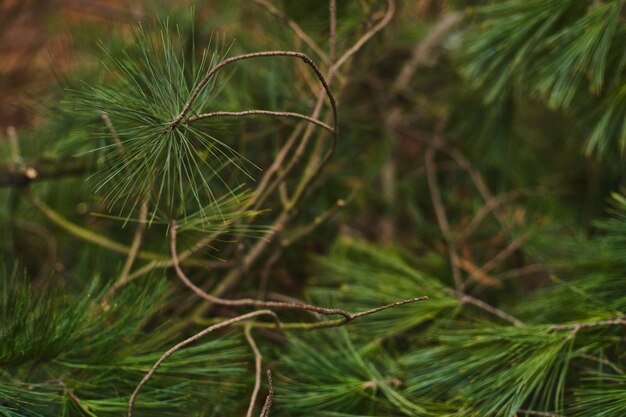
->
480, 234, 530, 274
579, 354, 624, 374
245, 326, 263, 417
198, 295, 429, 331
105, 201, 149, 299
425, 143, 463, 289
0, 156, 86, 188
194, 0, 395, 316
127, 310, 281, 417
460, 187, 546, 240
493, 264, 546, 281
454, 257, 500, 287
170, 221, 427, 321
516, 410, 563, 417
187, 110, 333, 133
24, 190, 188, 265
259, 370, 274, 417
446, 289, 524, 326
170, 52, 337, 145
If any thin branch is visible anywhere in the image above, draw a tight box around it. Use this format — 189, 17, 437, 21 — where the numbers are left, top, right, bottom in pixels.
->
329, 0, 337, 67
460, 187, 546, 240
493, 264, 546, 281
259, 370, 274, 417
174, 51, 338, 197
480, 234, 530, 274
0, 156, 86, 188
24, 190, 186, 265
390, 12, 463, 95
280, 198, 347, 247
245, 326, 263, 417
517, 409, 563, 417
446, 289, 524, 326
187, 110, 333, 133
106, 201, 149, 299
579, 354, 624, 374
171, 52, 337, 147
551, 318, 626, 331
195, 1, 395, 314
454, 257, 500, 287
331, 0, 396, 72
127, 310, 281, 417
197, 296, 429, 331
248, 124, 302, 209
171, 221, 427, 320
253, 0, 328, 63
425, 143, 463, 289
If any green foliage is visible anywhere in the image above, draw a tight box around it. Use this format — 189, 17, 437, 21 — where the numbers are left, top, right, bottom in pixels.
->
72, 20, 254, 221
461, 0, 626, 155
2, 1, 626, 416
0, 267, 249, 417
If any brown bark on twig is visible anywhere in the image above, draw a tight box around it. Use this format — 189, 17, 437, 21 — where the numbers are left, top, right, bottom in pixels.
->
127, 310, 281, 417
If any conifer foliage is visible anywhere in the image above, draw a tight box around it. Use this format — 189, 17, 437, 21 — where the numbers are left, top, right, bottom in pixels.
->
1, 1, 625, 416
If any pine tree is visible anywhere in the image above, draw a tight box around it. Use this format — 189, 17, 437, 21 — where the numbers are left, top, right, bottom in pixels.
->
1, 1, 625, 416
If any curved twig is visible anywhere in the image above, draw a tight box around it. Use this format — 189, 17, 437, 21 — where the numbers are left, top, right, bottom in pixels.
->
259, 370, 274, 417
170, 221, 427, 326
187, 110, 333, 133
171, 51, 337, 140
127, 310, 280, 417
245, 326, 263, 417
331, 0, 396, 73
551, 318, 626, 331
170, 51, 338, 190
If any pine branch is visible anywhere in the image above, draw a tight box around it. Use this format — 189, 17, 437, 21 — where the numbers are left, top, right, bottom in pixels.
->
445, 289, 524, 326
187, 110, 334, 133
259, 370, 274, 417
0, 156, 86, 188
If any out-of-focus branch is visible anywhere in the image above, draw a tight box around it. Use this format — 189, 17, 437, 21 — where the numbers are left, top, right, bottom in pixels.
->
245, 325, 263, 417
253, 0, 328, 64
0, 156, 86, 188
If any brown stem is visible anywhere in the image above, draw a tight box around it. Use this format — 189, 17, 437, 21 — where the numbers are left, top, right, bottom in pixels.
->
245, 325, 263, 417
199, 295, 429, 331
331, 0, 396, 72
259, 370, 274, 417
127, 310, 280, 417
187, 110, 333, 133
171, 221, 426, 320
170, 51, 337, 142
329, 0, 337, 66
446, 289, 524, 326
551, 318, 626, 331
425, 143, 463, 289
105, 201, 149, 299
253, 0, 328, 64
0, 156, 86, 188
